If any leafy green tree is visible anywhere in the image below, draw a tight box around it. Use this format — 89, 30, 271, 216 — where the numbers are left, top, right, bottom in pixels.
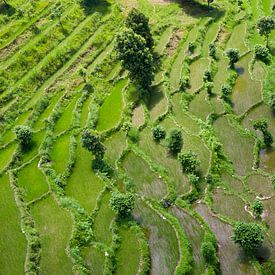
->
152, 125, 166, 142
252, 200, 264, 218
166, 128, 183, 155
125, 8, 153, 49
254, 45, 270, 63
221, 84, 231, 100
81, 130, 105, 158
232, 222, 264, 253
253, 119, 273, 147
209, 43, 216, 58
178, 151, 200, 173
225, 48, 240, 68
115, 29, 154, 88
257, 16, 275, 47
109, 192, 135, 218
14, 125, 33, 148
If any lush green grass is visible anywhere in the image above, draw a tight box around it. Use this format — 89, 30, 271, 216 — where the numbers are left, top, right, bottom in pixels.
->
66, 143, 105, 212
31, 195, 73, 275
0, 173, 27, 275
121, 151, 167, 199
93, 192, 115, 244
148, 83, 168, 121
188, 58, 209, 93
246, 174, 273, 197
171, 93, 201, 134
0, 142, 17, 172
225, 23, 248, 54
212, 189, 252, 222
54, 93, 81, 134
50, 133, 71, 174
134, 199, 179, 274
20, 130, 45, 164
170, 206, 205, 274
104, 131, 127, 166
132, 104, 145, 127
32, 92, 63, 131
96, 79, 127, 132
80, 96, 92, 128
232, 53, 262, 115
139, 128, 190, 194
17, 158, 48, 202
189, 90, 213, 120
82, 246, 105, 274
115, 226, 141, 275
201, 22, 219, 56
214, 116, 255, 175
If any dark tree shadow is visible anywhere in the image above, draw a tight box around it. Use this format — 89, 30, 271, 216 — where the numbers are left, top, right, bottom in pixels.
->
0, 3, 16, 16
164, 0, 225, 20
79, 0, 111, 15
147, 84, 165, 111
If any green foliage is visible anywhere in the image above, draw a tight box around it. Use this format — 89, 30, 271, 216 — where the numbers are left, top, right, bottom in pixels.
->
125, 8, 154, 49
209, 43, 216, 59
225, 48, 240, 67
262, 260, 275, 275
267, 92, 275, 112
257, 16, 275, 47
203, 70, 212, 82
178, 151, 200, 173
201, 241, 216, 264
115, 29, 154, 88
14, 125, 33, 148
253, 119, 273, 147
221, 84, 231, 99
188, 173, 200, 188
81, 130, 105, 158
254, 45, 270, 63
232, 222, 264, 253
127, 127, 139, 143
272, 175, 275, 190
109, 192, 135, 218
252, 200, 264, 218
188, 41, 196, 53
92, 158, 113, 177
152, 125, 166, 142
166, 128, 183, 155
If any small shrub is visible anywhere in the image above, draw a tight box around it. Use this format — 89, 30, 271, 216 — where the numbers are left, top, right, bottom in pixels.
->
203, 70, 212, 82
225, 48, 240, 68
188, 173, 200, 188
201, 241, 216, 264
166, 128, 183, 155
81, 130, 105, 158
252, 200, 264, 218
14, 125, 33, 148
180, 76, 190, 91
152, 125, 166, 142
92, 158, 113, 177
221, 84, 231, 99
127, 127, 139, 143
209, 43, 216, 58
188, 41, 196, 53
254, 45, 270, 63
178, 151, 200, 173
109, 192, 135, 218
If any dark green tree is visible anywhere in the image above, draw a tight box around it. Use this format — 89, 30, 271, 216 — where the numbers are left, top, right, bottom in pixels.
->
14, 125, 33, 148
257, 16, 275, 47
109, 192, 135, 218
152, 125, 166, 142
125, 8, 154, 49
115, 29, 154, 88
254, 45, 270, 63
252, 199, 264, 218
166, 128, 183, 155
232, 222, 264, 253
178, 151, 200, 173
225, 48, 240, 68
253, 119, 273, 147
81, 130, 105, 158
201, 241, 216, 264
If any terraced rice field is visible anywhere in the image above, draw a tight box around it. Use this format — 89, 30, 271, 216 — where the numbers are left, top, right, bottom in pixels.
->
0, 0, 274, 274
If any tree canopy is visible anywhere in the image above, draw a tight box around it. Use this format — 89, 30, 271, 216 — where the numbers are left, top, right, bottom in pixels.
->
81, 130, 105, 159
109, 192, 135, 218
125, 8, 154, 49
257, 16, 275, 47
115, 29, 154, 88
14, 125, 33, 148
232, 222, 264, 253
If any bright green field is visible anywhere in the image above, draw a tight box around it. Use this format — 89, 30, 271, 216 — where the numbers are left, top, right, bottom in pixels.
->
0, 0, 274, 273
